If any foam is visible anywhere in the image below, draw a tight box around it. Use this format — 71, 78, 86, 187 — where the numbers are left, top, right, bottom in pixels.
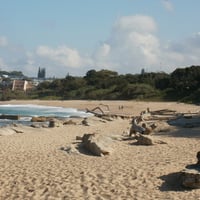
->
0, 104, 92, 118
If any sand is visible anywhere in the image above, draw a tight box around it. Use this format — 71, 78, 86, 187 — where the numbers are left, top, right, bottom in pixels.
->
0, 100, 200, 200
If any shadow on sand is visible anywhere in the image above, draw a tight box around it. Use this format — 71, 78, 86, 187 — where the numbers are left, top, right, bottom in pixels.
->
159, 172, 190, 192
157, 126, 200, 138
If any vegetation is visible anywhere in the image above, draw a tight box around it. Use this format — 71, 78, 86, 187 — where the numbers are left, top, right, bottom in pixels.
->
1, 65, 200, 103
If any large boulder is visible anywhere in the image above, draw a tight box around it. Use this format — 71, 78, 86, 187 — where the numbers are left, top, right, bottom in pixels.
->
81, 133, 113, 156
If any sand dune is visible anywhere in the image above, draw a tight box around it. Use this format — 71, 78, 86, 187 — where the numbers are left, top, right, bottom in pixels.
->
0, 100, 200, 200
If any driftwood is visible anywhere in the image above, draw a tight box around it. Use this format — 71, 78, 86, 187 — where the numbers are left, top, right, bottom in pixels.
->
86, 107, 131, 120
86, 107, 105, 117
99, 103, 110, 111
150, 109, 176, 115
140, 108, 179, 121
139, 108, 200, 132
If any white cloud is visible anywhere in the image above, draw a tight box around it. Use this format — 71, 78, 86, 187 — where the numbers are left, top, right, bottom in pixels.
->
114, 15, 157, 34
94, 43, 111, 58
34, 45, 94, 77
92, 15, 161, 73
36, 45, 84, 68
162, 0, 174, 12
161, 32, 200, 71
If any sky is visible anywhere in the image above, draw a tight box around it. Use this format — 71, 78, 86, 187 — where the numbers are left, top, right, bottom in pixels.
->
1, 0, 200, 78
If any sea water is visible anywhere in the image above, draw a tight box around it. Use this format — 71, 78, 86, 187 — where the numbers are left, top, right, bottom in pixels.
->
0, 104, 93, 126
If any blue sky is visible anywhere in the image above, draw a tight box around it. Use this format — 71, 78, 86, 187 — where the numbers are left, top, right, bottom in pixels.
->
0, 0, 200, 77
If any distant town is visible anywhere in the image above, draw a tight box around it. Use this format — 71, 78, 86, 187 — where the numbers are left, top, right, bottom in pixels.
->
0, 67, 53, 92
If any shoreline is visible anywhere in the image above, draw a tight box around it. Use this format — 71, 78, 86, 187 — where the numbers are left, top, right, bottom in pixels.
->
1, 99, 199, 115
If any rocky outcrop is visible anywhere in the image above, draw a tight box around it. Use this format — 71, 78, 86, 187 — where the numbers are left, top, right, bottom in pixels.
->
80, 133, 113, 156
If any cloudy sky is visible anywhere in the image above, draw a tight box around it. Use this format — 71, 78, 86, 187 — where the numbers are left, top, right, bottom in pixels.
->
0, 0, 200, 77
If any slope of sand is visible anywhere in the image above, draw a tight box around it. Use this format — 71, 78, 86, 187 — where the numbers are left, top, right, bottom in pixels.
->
0, 100, 200, 200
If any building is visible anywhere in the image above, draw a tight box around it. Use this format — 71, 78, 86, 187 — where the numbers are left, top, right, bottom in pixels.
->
37, 67, 46, 79
12, 80, 33, 92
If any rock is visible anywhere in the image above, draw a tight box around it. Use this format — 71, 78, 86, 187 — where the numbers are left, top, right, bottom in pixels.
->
181, 167, 200, 189
135, 134, 154, 145
0, 115, 20, 120
30, 124, 41, 128
31, 116, 47, 122
180, 151, 200, 189
76, 136, 83, 140
141, 123, 157, 135
196, 151, 200, 165
61, 145, 79, 155
82, 118, 89, 126
48, 119, 62, 128
42, 124, 49, 128
63, 120, 77, 125
135, 134, 167, 145
81, 133, 113, 156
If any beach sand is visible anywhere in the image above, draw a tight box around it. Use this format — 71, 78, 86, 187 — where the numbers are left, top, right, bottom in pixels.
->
0, 100, 200, 200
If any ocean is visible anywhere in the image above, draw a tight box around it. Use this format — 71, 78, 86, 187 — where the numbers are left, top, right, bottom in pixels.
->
0, 104, 93, 126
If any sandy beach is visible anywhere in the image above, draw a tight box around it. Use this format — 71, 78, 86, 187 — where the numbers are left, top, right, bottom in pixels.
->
0, 100, 200, 200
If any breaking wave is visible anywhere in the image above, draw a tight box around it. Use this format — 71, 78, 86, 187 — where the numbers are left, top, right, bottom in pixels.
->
0, 104, 92, 118
0, 104, 93, 126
